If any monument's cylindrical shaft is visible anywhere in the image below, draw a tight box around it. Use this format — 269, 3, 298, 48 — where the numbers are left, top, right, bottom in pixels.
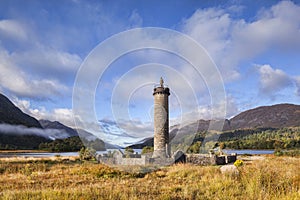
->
153, 78, 170, 158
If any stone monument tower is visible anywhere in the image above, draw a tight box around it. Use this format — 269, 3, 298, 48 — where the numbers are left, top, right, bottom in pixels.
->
152, 77, 170, 158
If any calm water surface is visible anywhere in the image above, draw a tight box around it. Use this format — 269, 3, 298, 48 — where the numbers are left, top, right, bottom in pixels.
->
223, 149, 274, 155
0, 149, 143, 158
0, 149, 274, 158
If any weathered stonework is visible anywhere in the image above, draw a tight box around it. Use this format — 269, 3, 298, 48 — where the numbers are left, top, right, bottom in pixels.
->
186, 154, 217, 165
186, 153, 237, 165
152, 78, 170, 158
97, 150, 175, 166
97, 151, 237, 166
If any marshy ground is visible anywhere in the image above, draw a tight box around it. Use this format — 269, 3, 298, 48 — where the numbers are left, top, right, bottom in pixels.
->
0, 155, 299, 200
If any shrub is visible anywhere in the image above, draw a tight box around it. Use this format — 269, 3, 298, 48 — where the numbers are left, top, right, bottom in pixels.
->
125, 147, 134, 154
234, 159, 244, 167
274, 148, 283, 156
141, 146, 154, 154
187, 141, 202, 153
274, 149, 300, 157
79, 147, 96, 161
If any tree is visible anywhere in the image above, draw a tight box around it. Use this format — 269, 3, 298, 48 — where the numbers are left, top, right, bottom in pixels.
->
187, 141, 202, 153
79, 147, 96, 161
141, 146, 154, 154
125, 147, 134, 154
219, 142, 225, 150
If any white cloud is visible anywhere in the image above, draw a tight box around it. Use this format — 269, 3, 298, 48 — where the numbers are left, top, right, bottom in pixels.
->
0, 49, 69, 99
109, 63, 207, 125
12, 97, 75, 128
257, 64, 292, 95
181, 8, 231, 56
0, 19, 27, 41
180, 7, 240, 81
231, 1, 300, 56
295, 76, 300, 96
118, 119, 152, 137
180, 1, 300, 82
13, 98, 31, 112
0, 19, 79, 100
52, 108, 74, 125
36, 107, 74, 128
11, 47, 82, 76
170, 95, 239, 126
0, 18, 82, 99
129, 10, 143, 27
0, 123, 71, 140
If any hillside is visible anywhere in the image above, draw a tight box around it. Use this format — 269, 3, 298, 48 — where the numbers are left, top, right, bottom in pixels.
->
0, 93, 117, 150
39, 120, 78, 137
0, 134, 50, 150
0, 94, 49, 149
182, 104, 300, 132
0, 94, 42, 128
130, 103, 300, 149
229, 103, 300, 129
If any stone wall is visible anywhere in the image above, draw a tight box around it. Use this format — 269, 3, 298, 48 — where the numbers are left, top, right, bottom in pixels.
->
97, 151, 153, 166
97, 151, 237, 166
116, 156, 147, 165
186, 154, 237, 165
226, 154, 237, 164
216, 156, 226, 165
186, 154, 216, 165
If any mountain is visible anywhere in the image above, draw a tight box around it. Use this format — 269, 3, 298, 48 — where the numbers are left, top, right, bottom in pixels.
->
39, 119, 78, 137
129, 103, 300, 148
128, 137, 153, 149
76, 128, 121, 149
229, 103, 300, 130
38, 120, 121, 149
0, 93, 107, 150
0, 94, 42, 128
1, 92, 299, 150
189, 103, 300, 131
0, 93, 50, 149
0, 133, 51, 150
184, 104, 300, 132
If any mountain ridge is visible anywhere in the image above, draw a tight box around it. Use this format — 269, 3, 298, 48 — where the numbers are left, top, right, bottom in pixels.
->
1, 93, 299, 150
0, 94, 42, 128
39, 119, 79, 137
130, 103, 300, 148
228, 103, 300, 130
0, 93, 109, 150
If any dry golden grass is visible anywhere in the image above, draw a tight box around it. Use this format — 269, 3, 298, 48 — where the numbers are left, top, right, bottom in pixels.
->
0, 156, 299, 200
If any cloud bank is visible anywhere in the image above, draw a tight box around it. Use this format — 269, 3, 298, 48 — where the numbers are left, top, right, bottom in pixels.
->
181, 1, 300, 82
0, 123, 71, 140
257, 64, 292, 94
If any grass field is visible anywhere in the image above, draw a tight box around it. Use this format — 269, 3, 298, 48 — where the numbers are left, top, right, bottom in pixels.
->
0, 155, 299, 200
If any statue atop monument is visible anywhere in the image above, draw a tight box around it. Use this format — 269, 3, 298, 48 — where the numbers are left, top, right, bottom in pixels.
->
160, 77, 164, 87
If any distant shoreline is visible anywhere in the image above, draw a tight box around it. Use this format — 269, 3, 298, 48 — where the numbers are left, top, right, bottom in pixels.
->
0, 150, 49, 153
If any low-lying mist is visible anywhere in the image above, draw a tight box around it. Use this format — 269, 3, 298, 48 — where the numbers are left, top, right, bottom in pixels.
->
0, 123, 71, 140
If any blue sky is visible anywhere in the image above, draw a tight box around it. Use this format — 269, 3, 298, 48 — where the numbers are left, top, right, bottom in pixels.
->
0, 0, 300, 145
